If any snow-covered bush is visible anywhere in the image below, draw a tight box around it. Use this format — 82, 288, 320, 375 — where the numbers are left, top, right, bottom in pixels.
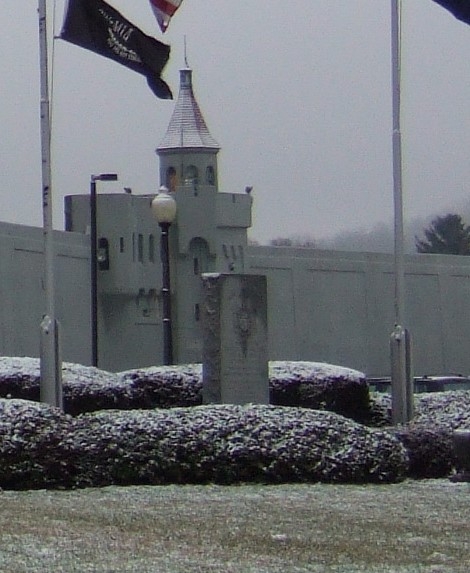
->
0, 358, 125, 414
118, 364, 203, 409
73, 405, 406, 485
368, 389, 470, 432
366, 393, 392, 427
0, 400, 76, 489
1, 358, 469, 485
268, 361, 370, 422
368, 390, 470, 478
0, 357, 42, 401
119, 361, 370, 422
404, 391, 470, 478
0, 400, 407, 489
412, 390, 470, 431
67, 405, 408, 487
392, 426, 456, 478
0, 358, 369, 423
0, 359, 203, 414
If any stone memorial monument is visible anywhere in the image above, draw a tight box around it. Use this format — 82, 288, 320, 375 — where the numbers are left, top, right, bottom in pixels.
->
201, 273, 269, 405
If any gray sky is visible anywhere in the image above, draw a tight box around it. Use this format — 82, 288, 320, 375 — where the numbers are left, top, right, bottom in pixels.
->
1, 1, 470, 244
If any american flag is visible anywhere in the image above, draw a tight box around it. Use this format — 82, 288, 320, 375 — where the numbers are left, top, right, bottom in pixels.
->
149, 0, 183, 33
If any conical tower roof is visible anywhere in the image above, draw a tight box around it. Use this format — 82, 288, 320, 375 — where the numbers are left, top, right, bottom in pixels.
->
157, 68, 220, 152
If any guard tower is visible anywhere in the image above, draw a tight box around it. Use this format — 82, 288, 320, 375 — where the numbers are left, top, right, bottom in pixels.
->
64, 66, 253, 369
156, 66, 253, 362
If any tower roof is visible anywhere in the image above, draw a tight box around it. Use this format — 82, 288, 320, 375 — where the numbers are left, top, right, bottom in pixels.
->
157, 68, 220, 152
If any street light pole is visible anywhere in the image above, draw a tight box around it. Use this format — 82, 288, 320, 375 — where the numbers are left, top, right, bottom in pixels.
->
151, 187, 177, 365
160, 220, 173, 365
90, 173, 118, 367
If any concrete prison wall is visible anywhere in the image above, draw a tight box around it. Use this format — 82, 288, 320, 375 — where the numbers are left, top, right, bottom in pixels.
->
247, 246, 470, 377
0, 222, 90, 365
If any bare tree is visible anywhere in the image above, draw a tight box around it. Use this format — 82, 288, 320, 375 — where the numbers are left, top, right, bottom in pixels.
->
269, 235, 316, 248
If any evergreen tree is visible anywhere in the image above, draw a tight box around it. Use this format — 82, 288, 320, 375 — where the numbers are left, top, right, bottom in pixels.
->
415, 214, 470, 255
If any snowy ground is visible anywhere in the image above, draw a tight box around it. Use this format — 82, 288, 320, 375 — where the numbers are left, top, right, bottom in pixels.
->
0, 480, 469, 572
0, 359, 469, 570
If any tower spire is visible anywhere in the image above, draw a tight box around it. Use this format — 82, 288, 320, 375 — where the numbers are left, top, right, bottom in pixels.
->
184, 35, 189, 68
157, 65, 219, 152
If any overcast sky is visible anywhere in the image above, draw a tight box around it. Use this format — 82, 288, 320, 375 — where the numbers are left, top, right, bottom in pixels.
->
1, 1, 470, 244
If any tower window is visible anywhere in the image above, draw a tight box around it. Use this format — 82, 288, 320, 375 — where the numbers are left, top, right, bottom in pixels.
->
119, 237, 125, 253
193, 257, 199, 275
166, 166, 177, 193
138, 234, 144, 262
206, 165, 215, 185
149, 234, 155, 262
184, 165, 199, 185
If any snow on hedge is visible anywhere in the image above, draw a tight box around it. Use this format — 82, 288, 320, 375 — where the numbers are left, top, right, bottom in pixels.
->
402, 391, 470, 478
268, 361, 364, 380
368, 390, 470, 478
368, 390, 470, 431
0, 358, 369, 420
413, 390, 470, 431
1, 358, 470, 486
74, 405, 406, 486
0, 358, 123, 412
0, 357, 119, 386
0, 400, 407, 489
118, 363, 203, 409
119, 360, 370, 421
0, 399, 76, 489
118, 360, 365, 385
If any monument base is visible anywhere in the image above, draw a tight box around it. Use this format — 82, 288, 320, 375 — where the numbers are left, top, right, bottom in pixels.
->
201, 273, 269, 405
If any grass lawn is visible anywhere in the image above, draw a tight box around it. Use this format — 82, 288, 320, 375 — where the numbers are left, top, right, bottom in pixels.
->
0, 479, 469, 572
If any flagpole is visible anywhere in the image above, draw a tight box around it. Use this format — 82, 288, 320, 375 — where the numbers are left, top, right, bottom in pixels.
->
390, 0, 412, 424
38, 0, 62, 408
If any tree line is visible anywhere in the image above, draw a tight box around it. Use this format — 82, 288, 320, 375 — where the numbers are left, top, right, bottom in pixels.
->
261, 213, 470, 256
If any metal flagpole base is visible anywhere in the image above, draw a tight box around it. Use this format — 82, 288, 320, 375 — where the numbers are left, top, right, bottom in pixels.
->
390, 325, 413, 425
40, 315, 63, 409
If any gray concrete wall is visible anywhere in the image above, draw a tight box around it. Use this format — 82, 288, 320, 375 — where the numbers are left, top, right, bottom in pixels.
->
247, 246, 470, 377
65, 193, 164, 371
60, 193, 470, 376
0, 222, 90, 365
65, 191, 252, 370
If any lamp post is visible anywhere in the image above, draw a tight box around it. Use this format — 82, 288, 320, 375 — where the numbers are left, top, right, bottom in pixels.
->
151, 186, 177, 365
90, 173, 118, 367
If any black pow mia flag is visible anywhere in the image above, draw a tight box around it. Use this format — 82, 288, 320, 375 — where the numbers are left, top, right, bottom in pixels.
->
61, 0, 172, 99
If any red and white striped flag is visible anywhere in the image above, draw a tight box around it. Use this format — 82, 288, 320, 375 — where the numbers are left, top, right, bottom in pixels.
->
149, 0, 183, 33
